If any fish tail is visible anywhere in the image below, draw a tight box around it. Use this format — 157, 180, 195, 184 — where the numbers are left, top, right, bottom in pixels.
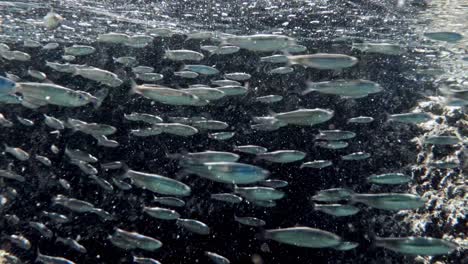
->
36, 248, 44, 263
129, 79, 139, 95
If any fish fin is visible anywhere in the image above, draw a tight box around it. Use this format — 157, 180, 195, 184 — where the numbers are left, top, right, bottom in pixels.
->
93, 88, 109, 109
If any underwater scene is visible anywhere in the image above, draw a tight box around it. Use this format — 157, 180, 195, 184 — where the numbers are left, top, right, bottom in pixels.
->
0, 0, 466, 263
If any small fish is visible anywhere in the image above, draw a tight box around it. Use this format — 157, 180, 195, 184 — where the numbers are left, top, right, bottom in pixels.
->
303, 79, 382, 98
89, 175, 114, 192
131, 82, 203, 106
342, 152, 371, 161
367, 173, 411, 185
16, 82, 98, 108
316, 130, 356, 141
101, 161, 123, 170
428, 161, 459, 169
132, 66, 154, 74
35, 155, 52, 166
7, 234, 31, 250
216, 85, 248, 96
65, 45, 95, 56
183, 65, 219, 75
43, 42, 60, 50
286, 44, 307, 53
352, 42, 405, 55
56, 237, 87, 253
73, 66, 123, 87
113, 56, 137, 67
233, 145, 268, 154
176, 218, 211, 235
124, 169, 191, 196
36, 249, 76, 264
224, 72, 251, 81
45, 61, 77, 73
388, 112, 432, 124
259, 179, 288, 188
153, 123, 199, 136
124, 113, 164, 125
174, 71, 199, 79
111, 228, 162, 251
205, 251, 230, 264
313, 204, 360, 217
234, 216, 266, 227
347, 116, 374, 124
97, 33, 130, 44
351, 193, 426, 211
23, 39, 41, 48
184, 162, 270, 184
374, 236, 458, 255
42, 211, 70, 224
211, 193, 243, 204
272, 108, 334, 126
315, 140, 349, 149
186, 31, 214, 40
42, 114, 64, 130
255, 95, 283, 104
256, 150, 306, 163
268, 66, 294, 74
4, 144, 30, 161
28, 69, 47, 80
0, 113, 13, 127
29, 222, 53, 239
212, 45, 240, 55
65, 148, 98, 163
133, 256, 162, 264
59, 179, 71, 190
211, 79, 241, 86
173, 151, 240, 165
112, 177, 132, 190
62, 55, 75, 61
252, 200, 277, 207
264, 227, 342, 248
137, 73, 163, 82
125, 35, 154, 48
183, 87, 225, 100
69, 160, 98, 175
334, 241, 359, 251
192, 120, 229, 130
93, 135, 119, 148
43, 10, 64, 30
312, 188, 354, 202
1, 50, 31, 61
224, 34, 295, 52
165, 49, 204, 61
143, 206, 181, 220
16, 116, 34, 126
424, 136, 460, 145
208, 131, 235, 141
52, 195, 97, 213
235, 186, 285, 201
260, 54, 288, 63
154, 196, 185, 207
424, 31, 463, 42
289, 53, 358, 69
130, 127, 162, 137
73, 122, 117, 136
300, 160, 333, 169
0, 170, 25, 182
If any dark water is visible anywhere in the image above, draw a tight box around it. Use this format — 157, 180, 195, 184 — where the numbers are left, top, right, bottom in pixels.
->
0, 0, 465, 264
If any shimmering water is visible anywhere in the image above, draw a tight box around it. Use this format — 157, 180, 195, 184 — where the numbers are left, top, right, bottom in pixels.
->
0, 0, 466, 264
